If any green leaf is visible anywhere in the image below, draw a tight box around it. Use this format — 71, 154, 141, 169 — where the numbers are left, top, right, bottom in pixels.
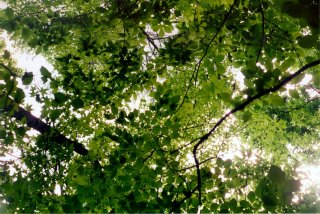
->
74, 175, 90, 186
72, 76, 83, 89
5, 77, 17, 91
4, 133, 14, 145
241, 68, 255, 78
50, 109, 62, 121
71, 97, 84, 109
313, 72, 320, 86
210, 203, 219, 211
268, 165, 286, 186
0, 129, 6, 139
0, 68, 11, 82
228, 198, 238, 210
22, 27, 32, 41
40, 66, 51, 83
280, 58, 295, 71
13, 88, 25, 103
282, 179, 301, 193
54, 92, 67, 105
239, 200, 252, 208
22, 72, 33, 85
224, 159, 232, 168
247, 191, 255, 202
0, 95, 7, 109
0, 83, 5, 90
262, 194, 277, 206
111, 104, 118, 115
268, 95, 285, 105
290, 73, 305, 84
15, 127, 26, 137
216, 157, 224, 167
298, 35, 318, 49
242, 111, 252, 122
288, 89, 299, 99
4, 8, 14, 18
214, 55, 225, 63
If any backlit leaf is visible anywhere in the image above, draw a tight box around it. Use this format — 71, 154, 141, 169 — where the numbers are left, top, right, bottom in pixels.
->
268, 165, 286, 186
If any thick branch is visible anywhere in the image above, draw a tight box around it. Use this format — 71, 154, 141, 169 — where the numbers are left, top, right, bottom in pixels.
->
192, 59, 319, 205
9, 106, 89, 156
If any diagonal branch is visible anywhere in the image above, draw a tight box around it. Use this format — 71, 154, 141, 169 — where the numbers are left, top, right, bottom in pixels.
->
4, 105, 89, 156
139, 26, 160, 53
1, 61, 89, 156
192, 59, 320, 205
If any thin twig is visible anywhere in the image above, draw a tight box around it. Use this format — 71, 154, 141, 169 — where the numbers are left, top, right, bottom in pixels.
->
275, 96, 319, 113
174, 0, 239, 115
142, 149, 155, 162
139, 26, 160, 52
169, 135, 202, 154
265, 18, 303, 66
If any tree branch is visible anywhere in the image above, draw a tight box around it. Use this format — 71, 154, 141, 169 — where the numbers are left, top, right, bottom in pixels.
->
139, 26, 160, 53
192, 59, 319, 205
5, 105, 89, 156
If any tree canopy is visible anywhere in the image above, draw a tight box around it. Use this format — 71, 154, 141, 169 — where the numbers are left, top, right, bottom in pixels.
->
0, 0, 319, 212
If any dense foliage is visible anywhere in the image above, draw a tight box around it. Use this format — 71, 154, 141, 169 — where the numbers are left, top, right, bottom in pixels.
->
0, 0, 319, 212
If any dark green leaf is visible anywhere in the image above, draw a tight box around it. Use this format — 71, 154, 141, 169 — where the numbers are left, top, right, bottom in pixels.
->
0, 68, 11, 82
242, 111, 252, 122
247, 191, 255, 202
13, 88, 25, 103
15, 127, 26, 136
71, 97, 84, 109
4, 8, 14, 18
22, 72, 33, 85
298, 35, 318, 49
54, 92, 67, 105
0, 129, 6, 139
40, 66, 51, 83
50, 109, 62, 121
